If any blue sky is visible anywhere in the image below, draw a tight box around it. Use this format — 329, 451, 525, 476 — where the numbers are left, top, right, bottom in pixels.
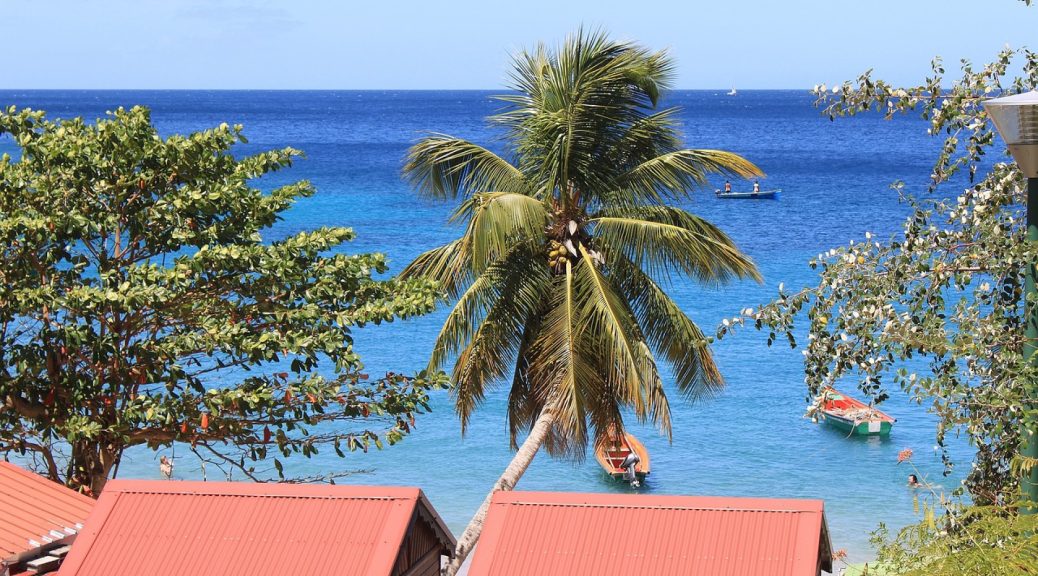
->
3, 0, 1035, 89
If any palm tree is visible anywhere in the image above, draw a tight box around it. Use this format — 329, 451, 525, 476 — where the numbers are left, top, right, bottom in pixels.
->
400, 30, 762, 574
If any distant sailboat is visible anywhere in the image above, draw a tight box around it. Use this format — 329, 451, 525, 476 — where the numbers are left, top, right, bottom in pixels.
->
727, 87, 737, 96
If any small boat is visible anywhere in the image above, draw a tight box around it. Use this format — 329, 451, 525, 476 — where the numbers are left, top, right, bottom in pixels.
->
715, 188, 780, 199
727, 87, 737, 96
595, 431, 650, 485
812, 387, 895, 436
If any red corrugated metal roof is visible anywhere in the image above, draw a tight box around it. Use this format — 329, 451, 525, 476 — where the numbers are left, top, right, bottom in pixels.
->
468, 491, 833, 576
0, 461, 94, 559
57, 480, 455, 576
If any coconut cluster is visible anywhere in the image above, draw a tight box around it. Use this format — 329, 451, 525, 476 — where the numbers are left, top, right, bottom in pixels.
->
545, 219, 586, 271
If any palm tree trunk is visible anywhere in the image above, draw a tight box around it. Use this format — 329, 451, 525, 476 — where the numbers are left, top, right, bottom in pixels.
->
443, 406, 555, 576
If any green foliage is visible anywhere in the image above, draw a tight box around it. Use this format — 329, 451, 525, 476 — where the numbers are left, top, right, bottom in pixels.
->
862, 453, 1038, 575
401, 29, 761, 456
872, 505, 1038, 575
0, 106, 446, 494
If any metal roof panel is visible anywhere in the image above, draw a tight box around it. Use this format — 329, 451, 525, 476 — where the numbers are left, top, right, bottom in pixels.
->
57, 480, 455, 576
468, 491, 832, 576
0, 462, 94, 559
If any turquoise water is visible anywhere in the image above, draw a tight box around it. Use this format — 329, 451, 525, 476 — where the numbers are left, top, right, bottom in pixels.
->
0, 90, 973, 561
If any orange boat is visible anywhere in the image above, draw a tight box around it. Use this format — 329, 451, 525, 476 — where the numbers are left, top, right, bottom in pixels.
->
594, 431, 650, 483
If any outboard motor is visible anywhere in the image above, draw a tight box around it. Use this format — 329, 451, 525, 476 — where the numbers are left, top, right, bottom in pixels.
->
620, 453, 641, 488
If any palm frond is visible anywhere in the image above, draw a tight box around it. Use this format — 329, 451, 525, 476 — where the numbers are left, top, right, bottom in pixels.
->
590, 205, 761, 284
404, 136, 531, 199
583, 341, 673, 451
446, 245, 552, 431
528, 261, 591, 456
604, 109, 684, 170
492, 29, 676, 209
575, 246, 670, 433
636, 340, 673, 436
506, 312, 545, 450
451, 192, 549, 275
427, 262, 499, 374
403, 192, 548, 299
398, 238, 472, 299
610, 149, 764, 205
610, 254, 724, 401
431, 241, 549, 372
620, 46, 673, 107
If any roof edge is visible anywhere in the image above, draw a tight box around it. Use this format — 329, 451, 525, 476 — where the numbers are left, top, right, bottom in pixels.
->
0, 461, 94, 505
819, 509, 834, 572
490, 490, 826, 512
416, 489, 458, 551
99, 479, 426, 500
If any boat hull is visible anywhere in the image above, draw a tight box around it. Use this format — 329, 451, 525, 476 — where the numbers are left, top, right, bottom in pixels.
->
820, 412, 893, 436
715, 189, 780, 199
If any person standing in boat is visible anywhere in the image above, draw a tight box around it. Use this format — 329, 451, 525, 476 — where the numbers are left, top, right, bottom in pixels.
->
752, 180, 760, 194
724, 180, 732, 194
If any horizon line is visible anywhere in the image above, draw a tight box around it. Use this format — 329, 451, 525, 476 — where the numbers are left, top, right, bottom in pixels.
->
0, 87, 817, 92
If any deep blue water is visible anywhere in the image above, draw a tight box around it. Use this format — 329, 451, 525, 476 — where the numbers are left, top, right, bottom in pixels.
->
0, 90, 972, 562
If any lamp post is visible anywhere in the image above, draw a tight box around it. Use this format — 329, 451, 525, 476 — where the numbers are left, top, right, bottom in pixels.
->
983, 90, 1038, 512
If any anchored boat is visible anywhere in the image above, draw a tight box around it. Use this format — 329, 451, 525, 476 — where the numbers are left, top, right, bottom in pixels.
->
812, 387, 895, 436
595, 431, 650, 486
715, 188, 780, 199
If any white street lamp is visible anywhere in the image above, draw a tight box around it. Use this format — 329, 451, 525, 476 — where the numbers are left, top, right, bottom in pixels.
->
983, 90, 1038, 512
984, 90, 1038, 177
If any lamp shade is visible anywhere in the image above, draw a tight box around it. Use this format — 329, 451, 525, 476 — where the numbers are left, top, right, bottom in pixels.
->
983, 90, 1038, 178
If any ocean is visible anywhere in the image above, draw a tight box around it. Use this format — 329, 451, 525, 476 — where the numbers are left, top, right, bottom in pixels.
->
0, 90, 971, 562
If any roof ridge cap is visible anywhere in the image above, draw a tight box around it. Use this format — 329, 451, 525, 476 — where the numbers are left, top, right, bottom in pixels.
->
117, 490, 412, 500
505, 501, 821, 513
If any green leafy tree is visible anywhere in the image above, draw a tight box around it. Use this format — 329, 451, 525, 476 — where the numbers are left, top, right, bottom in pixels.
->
0, 106, 445, 496
400, 30, 762, 572
719, 4, 1038, 572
